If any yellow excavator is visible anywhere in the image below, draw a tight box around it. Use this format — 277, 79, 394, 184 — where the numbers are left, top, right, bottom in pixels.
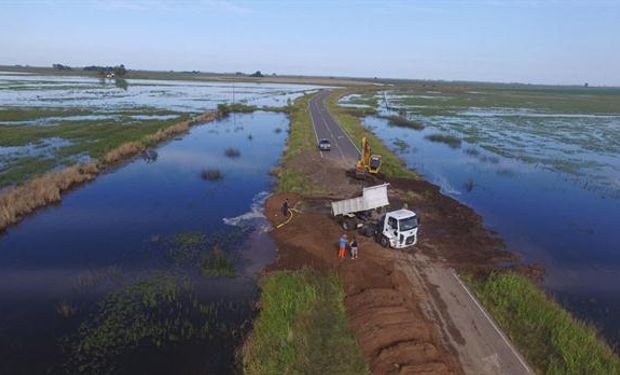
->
355, 136, 382, 178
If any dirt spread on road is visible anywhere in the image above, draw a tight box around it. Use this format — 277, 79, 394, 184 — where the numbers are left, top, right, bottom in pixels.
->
263, 152, 530, 374
265, 191, 463, 374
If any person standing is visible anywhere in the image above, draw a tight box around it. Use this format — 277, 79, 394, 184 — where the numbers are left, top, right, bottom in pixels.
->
350, 237, 358, 260
281, 198, 289, 217
338, 234, 347, 259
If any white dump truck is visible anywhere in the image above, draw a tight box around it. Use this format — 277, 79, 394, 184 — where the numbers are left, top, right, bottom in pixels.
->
331, 183, 419, 249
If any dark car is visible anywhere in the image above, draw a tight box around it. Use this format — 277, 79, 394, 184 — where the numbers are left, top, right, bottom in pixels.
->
318, 138, 331, 151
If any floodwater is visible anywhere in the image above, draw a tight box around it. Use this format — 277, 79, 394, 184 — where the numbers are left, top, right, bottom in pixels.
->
0, 111, 287, 374
360, 106, 620, 348
0, 72, 318, 113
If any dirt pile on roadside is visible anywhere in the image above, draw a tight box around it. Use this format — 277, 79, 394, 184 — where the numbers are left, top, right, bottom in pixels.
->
287, 151, 363, 198
264, 193, 462, 374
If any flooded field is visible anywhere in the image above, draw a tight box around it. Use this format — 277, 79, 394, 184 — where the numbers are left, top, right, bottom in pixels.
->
0, 72, 316, 186
0, 111, 287, 374
342, 87, 620, 347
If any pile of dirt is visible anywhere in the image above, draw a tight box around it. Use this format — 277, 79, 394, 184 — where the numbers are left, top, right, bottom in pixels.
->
264, 192, 462, 374
387, 176, 517, 274
287, 151, 363, 198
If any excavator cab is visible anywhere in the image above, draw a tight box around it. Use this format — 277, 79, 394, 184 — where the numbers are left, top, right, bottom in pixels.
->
369, 154, 381, 173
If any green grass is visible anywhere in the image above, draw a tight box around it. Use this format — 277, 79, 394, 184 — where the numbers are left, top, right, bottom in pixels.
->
326, 90, 417, 179
467, 272, 620, 374
0, 114, 190, 187
380, 114, 425, 130
217, 102, 258, 115
425, 133, 462, 148
243, 269, 368, 374
275, 93, 324, 195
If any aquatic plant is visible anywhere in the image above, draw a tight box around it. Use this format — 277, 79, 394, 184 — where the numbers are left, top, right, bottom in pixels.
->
425, 133, 462, 148
63, 273, 215, 374
217, 103, 257, 116
75, 265, 123, 291
224, 147, 241, 158
201, 168, 223, 181
56, 301, 77, 318
200, 245, 236, 278
392, 138, 410, 154
166, 230, 241, 278
382, 115, 425, 130
464, 147, 480, 156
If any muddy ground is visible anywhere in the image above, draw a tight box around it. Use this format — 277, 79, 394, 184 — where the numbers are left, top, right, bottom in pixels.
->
263, 155, 531, 374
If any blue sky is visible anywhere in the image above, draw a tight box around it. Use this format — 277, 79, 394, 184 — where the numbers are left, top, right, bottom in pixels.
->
1, 0, 619, 85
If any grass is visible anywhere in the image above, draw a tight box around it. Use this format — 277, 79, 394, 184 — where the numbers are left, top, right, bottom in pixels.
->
0, 112, 218, 231
425, 133, 462, 148
0, 114, 192, 187
467, 272, 620, 374
243, 269, 368, 374
275, 93, 324, 195
217, 103, 258, 116
326, 89, 418, 179
381, 114, 425, 130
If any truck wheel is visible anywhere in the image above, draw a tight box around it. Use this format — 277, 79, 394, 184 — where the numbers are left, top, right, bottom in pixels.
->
341, 220, 350, 231
341, 218, 355, 231
379, 235, 389, 248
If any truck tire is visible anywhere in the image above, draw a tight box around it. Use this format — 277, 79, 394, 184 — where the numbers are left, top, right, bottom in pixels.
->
341, 218, 355, 231
379, 235, 390, 248
341, 220, 350, 231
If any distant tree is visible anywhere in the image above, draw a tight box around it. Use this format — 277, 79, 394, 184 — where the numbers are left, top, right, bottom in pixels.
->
249, 70, 264, 78
83, 64, 127, 77
52, 63, 72, 71
113, 64, 127, 76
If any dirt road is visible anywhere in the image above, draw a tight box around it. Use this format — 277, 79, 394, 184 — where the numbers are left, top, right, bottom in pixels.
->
300, 93, 533, 374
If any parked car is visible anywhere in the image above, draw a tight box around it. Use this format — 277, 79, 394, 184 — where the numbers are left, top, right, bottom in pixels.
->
318, 138, 331, 151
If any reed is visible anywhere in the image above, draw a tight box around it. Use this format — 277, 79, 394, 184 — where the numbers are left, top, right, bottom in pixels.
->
0, 111, 217, 232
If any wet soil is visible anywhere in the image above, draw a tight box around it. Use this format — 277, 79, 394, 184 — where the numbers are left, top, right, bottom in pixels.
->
264, 192, 462, 374
262, 156, 528, 374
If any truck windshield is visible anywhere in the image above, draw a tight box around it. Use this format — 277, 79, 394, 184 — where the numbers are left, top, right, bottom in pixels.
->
399, 216, 418, 231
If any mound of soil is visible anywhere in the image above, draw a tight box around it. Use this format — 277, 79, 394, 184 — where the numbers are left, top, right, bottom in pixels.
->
264, 193, 462, 374
386, 176, 517, 274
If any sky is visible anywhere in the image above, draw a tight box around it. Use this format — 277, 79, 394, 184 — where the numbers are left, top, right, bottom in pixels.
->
1, 0, 619, 85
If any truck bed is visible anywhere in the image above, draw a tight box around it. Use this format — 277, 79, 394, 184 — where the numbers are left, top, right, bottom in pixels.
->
331, 183, 389, 216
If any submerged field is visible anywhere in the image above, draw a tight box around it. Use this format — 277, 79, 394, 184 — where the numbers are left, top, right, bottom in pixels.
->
0, 72, 317, 187
0, 111, 288, 373
341, 84, 620, 348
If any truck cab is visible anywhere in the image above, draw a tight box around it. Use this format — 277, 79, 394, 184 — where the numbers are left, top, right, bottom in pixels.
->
377, 209, 419, 249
